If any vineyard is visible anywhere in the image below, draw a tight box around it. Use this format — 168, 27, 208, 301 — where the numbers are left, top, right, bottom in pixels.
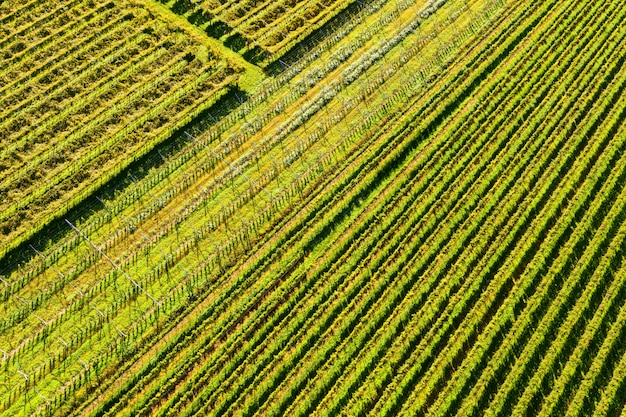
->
0, 0, 244, 255
158, 0, 382, 65
1, 0, 625, 415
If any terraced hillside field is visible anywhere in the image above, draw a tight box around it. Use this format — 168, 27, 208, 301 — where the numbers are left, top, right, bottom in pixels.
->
1, 0, 626, 416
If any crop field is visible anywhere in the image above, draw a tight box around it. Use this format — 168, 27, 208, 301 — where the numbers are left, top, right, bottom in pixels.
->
1, 0, 626, 415
0, 0, 243, 255
159, 0, 375, 64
